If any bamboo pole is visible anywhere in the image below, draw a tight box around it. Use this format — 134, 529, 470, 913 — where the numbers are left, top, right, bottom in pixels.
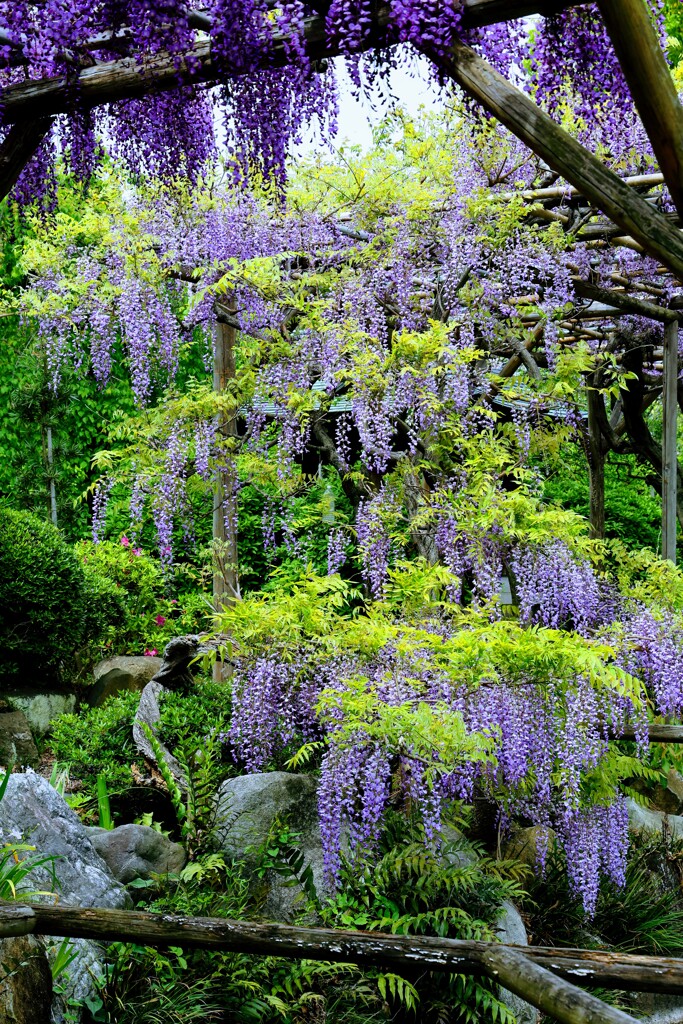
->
595, 0, 683, 220
425, 40, 683, 283
663, 319, 679, 562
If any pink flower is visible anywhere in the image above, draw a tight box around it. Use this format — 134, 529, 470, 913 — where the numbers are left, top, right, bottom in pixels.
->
144, 648, 158, 657
132, 548, 143, 556
155, 615, 166, 626
121, 535, 130, 548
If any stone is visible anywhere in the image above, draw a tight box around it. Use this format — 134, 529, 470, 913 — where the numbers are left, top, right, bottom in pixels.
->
503, 826, 556, 868
0, 771, 131, 1022
0, 934, 52, 1024
89, 654, 163, 707
133, 681, 187, 792
3, 691, 77, 738
215, 772, 326, 921
626, 797, 683, 839
86, 823, 186, 883
0, 711, 38, 767
495, 901, 539, 1024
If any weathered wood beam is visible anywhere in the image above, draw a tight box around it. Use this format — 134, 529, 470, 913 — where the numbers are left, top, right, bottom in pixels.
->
572, 278, 679, 323
9, 901, 683, 996
663, 319, 679, 562
595, 0, 683, 221
0, 119, 52, 201
618, 724, 683, 742
424, 39, 683, 283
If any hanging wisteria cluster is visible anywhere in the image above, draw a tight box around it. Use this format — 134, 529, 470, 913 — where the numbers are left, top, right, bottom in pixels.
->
0, 0, 668, 206
223, 535, 683, 916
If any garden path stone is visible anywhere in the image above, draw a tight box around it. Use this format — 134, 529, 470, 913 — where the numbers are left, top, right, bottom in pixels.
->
89, 654, 163, 707
0, 710, 39, 767
0, 934, 52, 1024
0, 771, 131, 1023
215, 771, 327, 921
86, 823, 186, 882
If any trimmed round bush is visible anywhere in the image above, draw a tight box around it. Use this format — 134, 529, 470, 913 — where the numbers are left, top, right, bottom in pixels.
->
0, 507, 125, 679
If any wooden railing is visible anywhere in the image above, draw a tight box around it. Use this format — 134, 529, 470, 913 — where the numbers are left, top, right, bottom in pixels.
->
4, 901, 683, 1024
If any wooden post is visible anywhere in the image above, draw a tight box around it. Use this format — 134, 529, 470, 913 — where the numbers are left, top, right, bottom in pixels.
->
212, 311, 239, 621
595, 0, 683, 220
663, 319, 679, 562
587, 391, 606, 540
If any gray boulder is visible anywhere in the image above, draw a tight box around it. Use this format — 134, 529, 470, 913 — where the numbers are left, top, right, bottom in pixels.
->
0, 710, 39, 767
0, 772, 130, 910
626, 797, 683, 838
496, 901, 539, 1024
0, 771, 131, 1023
133, 681, 187, 792
0, 934, 52, 1024
215, 772, 326, 921
89, 655, 163, 707
86, 823, 186, 883
4, 691, 76, 738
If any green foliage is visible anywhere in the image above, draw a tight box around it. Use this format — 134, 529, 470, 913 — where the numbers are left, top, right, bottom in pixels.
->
317, 817, 519, 1023
542, 443, 662, 551
49, 691, 141, 801
522, 831, 683, 958
0, 507, 125, 680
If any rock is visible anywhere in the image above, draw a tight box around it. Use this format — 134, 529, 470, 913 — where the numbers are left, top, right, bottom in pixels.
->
626, 797, 683, 838
0, 710, 39, 767
0, 934, 52, 1024
86, 823, 186, 883
133, 681, 187, 792
4, 691, 77, 738
503, 826, 556, 868
0, 771, 131, 1023
215, 772, 326, 921
89, 655, 163, 707
630, 992, 683, 1021
495, 901, 539, 1024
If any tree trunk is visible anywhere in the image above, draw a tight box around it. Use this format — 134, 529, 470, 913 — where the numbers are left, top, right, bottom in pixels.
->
587, 390, 606, 540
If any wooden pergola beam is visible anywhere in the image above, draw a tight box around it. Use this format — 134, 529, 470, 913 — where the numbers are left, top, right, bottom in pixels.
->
422, 38, 683, 283
595, 0, 683, 221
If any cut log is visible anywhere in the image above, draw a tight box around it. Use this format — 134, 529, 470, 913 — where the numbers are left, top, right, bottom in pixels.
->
425, 39, 683, 282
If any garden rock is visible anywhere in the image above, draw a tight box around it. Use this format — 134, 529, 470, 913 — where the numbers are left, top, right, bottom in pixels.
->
4, 690, 76, 738
626, 798, 683, 839
495, 901, 539, 1024
0, 934, 52, 1024
215, 772, 326, 921
0, 771, 130, 909
0, 771, 131, 1023
89, 655, 163, 707
0, 710, 39, 767
133, 680, 187, 792
86, 823, 186, 882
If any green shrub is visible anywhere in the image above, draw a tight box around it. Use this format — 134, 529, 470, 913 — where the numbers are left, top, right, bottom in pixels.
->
0, 507, 125, 680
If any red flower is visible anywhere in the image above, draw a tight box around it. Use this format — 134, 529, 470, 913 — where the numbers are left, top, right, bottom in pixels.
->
144, 648, 158, 657
155, 615, 166, 626
121, 535, 131, 548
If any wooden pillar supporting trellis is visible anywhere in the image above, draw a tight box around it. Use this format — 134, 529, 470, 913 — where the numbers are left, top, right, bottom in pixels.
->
212, 310, 239, 622
663, 319, 679, 563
